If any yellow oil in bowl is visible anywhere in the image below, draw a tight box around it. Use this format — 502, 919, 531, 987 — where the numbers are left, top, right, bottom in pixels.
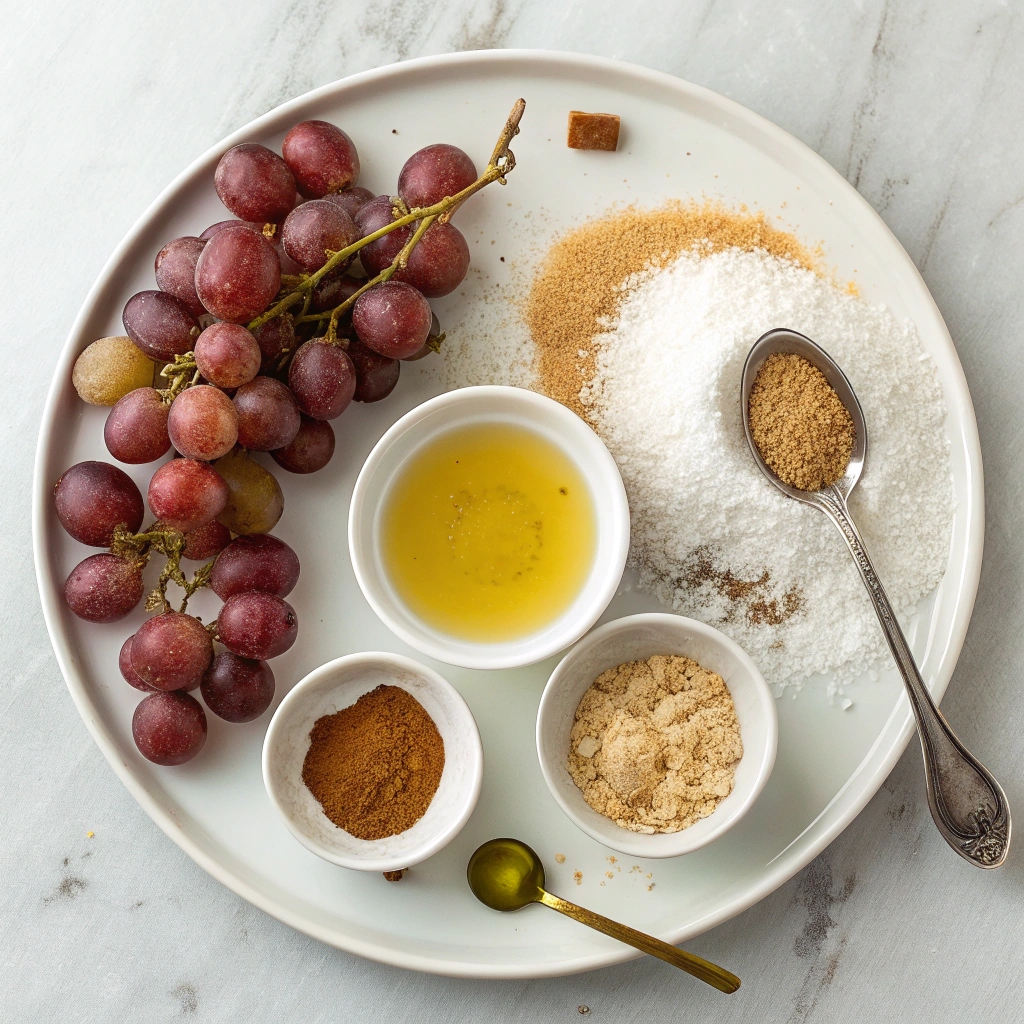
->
381, 422, 596, 642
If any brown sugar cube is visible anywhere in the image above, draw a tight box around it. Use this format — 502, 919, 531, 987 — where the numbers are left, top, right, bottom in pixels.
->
567, 111, 620, 151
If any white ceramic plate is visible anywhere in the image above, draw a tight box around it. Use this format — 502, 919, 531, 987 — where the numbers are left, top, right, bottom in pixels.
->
32, 50, 982, 978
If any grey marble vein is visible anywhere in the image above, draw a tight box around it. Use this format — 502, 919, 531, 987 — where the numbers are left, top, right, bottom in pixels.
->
3, 0, 1024, 1021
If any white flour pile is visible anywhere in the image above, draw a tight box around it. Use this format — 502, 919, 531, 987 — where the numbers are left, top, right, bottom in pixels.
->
581, 248, 954, 691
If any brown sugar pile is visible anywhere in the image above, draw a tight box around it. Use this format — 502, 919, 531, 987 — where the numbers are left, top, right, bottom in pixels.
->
302, 685, 445, 841
748, 353, 855, 491
567, 655, 743, 834
526, 201, 816, 418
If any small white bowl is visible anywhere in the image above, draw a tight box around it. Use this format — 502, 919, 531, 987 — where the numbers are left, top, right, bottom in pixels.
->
536, 613, 777, 858
348, 386, 630, 670
262, 652, 483, 873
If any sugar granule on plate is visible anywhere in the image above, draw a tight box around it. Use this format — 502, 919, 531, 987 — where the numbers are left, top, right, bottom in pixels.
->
583, 247, 953, 689
567, 654, 742, 834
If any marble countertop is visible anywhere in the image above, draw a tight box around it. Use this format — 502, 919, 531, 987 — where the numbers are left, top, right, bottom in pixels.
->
4, 1, 1024, 1020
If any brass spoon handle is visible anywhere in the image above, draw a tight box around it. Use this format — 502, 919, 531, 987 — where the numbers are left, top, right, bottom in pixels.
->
816, 488, 1010, 867
538, 890, 740, 993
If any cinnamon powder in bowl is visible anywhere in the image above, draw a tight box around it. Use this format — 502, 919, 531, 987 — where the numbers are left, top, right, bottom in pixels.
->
263, 652, 483, 873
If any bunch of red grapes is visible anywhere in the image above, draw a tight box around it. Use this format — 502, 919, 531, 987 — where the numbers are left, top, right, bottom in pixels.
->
55, 113, 502, 768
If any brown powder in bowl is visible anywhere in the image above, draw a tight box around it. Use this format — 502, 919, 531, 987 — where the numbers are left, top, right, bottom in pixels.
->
525, 201, 817, 419
302, 684, 445, 841
748, 352, 855, 491
567, 655, 742, 834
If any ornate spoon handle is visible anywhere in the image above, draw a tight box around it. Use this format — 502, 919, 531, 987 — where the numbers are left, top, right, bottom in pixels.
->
537, 889, 741, 992
816, 488, 1010, 867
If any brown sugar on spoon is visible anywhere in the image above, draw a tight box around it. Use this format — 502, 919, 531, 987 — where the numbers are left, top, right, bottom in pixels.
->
567, 111, 620, 151
748, 352, 855, 491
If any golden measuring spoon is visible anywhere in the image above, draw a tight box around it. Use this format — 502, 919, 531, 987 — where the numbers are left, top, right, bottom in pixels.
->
467, 838, 740, 993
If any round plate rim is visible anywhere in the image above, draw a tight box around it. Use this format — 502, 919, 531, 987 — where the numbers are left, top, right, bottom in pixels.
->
32, 48, 984, 978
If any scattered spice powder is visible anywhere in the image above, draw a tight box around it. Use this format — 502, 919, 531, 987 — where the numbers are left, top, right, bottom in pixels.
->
681, 546, 803, 626
302, 685, 445, 841
526, 201, 816, 418
568, 655, 742, 834
748, 352, 855, 491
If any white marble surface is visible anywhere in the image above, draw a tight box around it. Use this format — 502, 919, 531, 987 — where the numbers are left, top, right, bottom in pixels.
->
4, 0, 1024, 1020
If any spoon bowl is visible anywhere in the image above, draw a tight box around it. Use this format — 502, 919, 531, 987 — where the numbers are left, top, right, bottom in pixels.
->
468, 838, 546, 912
741, 328, 867, 507
741, 328, 1010, 868
467, 838, 741, 993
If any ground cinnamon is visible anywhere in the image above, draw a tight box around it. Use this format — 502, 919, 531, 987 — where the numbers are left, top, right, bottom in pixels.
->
302, 685, 445, 841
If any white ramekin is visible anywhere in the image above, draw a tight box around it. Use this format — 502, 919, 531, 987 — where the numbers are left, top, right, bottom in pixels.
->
348, 386, 630, 670
262, 652, 483, 873
536, 613, 778, 858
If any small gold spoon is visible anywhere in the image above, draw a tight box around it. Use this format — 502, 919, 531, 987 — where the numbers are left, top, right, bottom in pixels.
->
467, 838, 740, 992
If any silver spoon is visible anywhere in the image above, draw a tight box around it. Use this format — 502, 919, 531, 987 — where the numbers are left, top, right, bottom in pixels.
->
741, 328, 1010, 868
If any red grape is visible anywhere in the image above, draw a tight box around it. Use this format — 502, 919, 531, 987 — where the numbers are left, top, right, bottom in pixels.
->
287, 339, 355, 419
348, 338, 400, 402
154, 236, 207, 318
132, 691, 207, 766
54, 461, 144, 546
282, 120, 359, 198
398, 144, 477, 209
167, 385, 239, 462
123, 290, 199, 362
200, 652, 275, 723
104, 388, 171, 464
214, 143, 295, 224
355, 195, 411, 275
351, 281, 431, 359
148, 458, 229, 533
131, 611, 213, 690
194, 225, 281, 324
402, 311, 443, 361
200, 219, 238, 240
252, 313, 295, 374
232, 376, 301, 451
395, 220, 470, 297
311, 269, 362, 314
194, 323, 261, 389
321, 186, 374, 219
120, 635, 158, 692
217, 591, 297, 660
271, 415, 335, 473
281, 200, 359, 273
209, 534, 299, 600
182, 519, 231, 561
64, 554, 144, 622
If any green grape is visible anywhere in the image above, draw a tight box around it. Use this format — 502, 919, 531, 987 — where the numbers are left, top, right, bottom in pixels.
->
214, 449, 284, 535
72, 336, 155, 406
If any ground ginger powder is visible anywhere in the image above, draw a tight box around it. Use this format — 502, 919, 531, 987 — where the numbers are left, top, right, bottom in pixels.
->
567, 655, 742, 834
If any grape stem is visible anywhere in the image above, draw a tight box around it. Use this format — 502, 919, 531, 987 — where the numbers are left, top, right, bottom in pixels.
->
111, 523, 215, 614
247, 97, 526, 333
320, 213, 435, 344
157, 353, 200, 404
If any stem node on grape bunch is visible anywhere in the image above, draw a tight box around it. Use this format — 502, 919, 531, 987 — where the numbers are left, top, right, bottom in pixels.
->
110, 523, 215, 614
247, 98, 526, 334
157, 352, 200, 403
